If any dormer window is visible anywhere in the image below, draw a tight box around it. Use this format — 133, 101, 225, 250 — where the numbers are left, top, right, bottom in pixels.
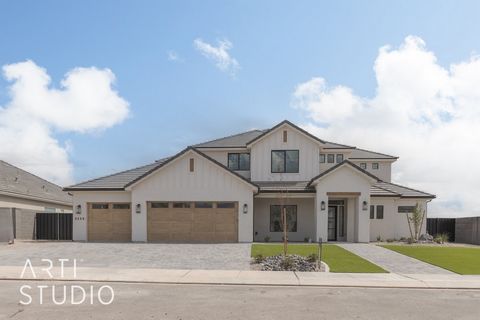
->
271, 150, 299, 173
228, 153, 250, 171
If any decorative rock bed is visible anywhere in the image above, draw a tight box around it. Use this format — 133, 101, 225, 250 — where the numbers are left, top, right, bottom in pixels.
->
255, 254, 319, 272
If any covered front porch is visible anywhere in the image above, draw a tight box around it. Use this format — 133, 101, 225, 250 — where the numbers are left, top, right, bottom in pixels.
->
253, 192, 361, 243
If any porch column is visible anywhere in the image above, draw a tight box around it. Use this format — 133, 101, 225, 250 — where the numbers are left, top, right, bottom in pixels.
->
315, 191, 328, 242
354, 194, 370, 243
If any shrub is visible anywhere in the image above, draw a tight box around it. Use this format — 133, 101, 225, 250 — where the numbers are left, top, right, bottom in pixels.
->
376, 235, 382, 242
253, 254, 264, 264
434, 233, 449, 244
306, 253, 318, 263
280, 256, 294, 270
304, 237, 311, 243
399, 237, 406, 241
386, 238, 395, 243
406, 237, 414, 244
264, 236, 270, 242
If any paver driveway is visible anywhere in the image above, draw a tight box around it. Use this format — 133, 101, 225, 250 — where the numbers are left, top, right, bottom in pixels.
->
338, 243, 453, 274
0, 241, 252, 270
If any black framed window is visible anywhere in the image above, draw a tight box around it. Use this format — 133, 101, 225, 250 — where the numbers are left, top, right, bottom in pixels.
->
173, 202, 191, 208
360, 163, 367, 170
372, 163, 379, 170
228, 153, 250, 170
270, 205, 297, 232
271, 150, 299, 173
336, 154, 344, 163
398, 206, 415, 213
370, 205, 375, 219
376, 205, 384, 219
327, 154, 335, 163
217, 202, 235, 209
320, 154, 326, 163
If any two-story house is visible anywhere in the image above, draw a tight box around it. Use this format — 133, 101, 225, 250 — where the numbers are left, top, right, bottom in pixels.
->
65, 120, 435, 243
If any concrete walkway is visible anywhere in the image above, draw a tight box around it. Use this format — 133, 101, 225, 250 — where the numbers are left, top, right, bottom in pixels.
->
337, 243, 453, 274
1, 266, 479, 289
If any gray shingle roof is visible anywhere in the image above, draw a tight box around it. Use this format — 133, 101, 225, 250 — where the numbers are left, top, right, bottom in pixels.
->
193, 130, 266, 148
64, 158, 169, 191
0, 160, 72, 205
348, 148, 397, 160
372, 181, 435, 198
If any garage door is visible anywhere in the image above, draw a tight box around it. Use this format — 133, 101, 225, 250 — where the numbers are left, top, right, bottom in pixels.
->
88, 203, 131, 241
147, 201, 238, 243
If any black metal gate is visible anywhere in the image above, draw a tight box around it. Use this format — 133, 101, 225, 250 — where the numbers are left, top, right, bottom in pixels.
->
427, 218, 456, 241
35, 212, 73, 240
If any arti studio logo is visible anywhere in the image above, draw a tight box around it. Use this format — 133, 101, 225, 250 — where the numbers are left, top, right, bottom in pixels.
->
19, 259, 115, 305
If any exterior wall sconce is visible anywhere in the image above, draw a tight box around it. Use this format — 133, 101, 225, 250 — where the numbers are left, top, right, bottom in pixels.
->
243, 204, 248, 214
135, 203, 141, 214
75, 204, 81, 215
362, 201, 368, 211
320, 201, 326, 211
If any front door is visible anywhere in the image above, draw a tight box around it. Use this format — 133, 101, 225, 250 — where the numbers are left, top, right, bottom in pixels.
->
328, 206, 337, 241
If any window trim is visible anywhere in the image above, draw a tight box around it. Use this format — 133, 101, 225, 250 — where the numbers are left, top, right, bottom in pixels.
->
376, 205, 384, 219
372, 163, 379, 170
271, 150, 299, 173
370, 205, 375, 219
227, 153, 250, 171
269, 205, 298, 232
360, 162, 367, 170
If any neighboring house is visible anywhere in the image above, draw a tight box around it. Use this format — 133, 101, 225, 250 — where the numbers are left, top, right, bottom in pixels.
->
65, 120, 434, 243
0, 160, 73, 242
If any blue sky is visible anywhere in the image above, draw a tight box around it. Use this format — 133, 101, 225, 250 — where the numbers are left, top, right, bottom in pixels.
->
1, 0, 480, 187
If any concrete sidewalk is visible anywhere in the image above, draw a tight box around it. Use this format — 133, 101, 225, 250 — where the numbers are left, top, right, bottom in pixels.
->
1, 266, 480, 289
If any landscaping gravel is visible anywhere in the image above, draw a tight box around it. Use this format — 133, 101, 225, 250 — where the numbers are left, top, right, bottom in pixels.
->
257, 254, 318, 272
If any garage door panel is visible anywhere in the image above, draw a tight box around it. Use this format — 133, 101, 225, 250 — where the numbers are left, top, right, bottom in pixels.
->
88, 203, 132, 242
147, 201, 237, 243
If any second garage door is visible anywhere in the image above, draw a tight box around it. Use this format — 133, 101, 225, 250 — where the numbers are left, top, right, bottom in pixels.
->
88, 203, 132, 241
147, 201, 238, 243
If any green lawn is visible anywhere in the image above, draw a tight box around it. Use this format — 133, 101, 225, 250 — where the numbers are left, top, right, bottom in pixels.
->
251, 243, 387, 273
380, 245, 480, 275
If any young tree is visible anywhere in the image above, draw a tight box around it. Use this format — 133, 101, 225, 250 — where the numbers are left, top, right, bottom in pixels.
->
406, 203, 425, 241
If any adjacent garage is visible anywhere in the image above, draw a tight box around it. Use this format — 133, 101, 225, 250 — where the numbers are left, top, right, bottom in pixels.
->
88, 203, 132, 241
147, 201, 238, 243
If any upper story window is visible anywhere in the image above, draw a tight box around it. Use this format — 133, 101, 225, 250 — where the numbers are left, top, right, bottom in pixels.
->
228, 153, 250, 170
320, 154, 326, 163
336, 154, 344, 163
360, 163, 367, 170
327, 154, 335, 163
372, 163, 379, 170
271, 150, 299, 173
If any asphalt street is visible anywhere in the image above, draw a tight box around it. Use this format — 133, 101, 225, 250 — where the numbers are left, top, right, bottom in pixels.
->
1, 280, 479, 320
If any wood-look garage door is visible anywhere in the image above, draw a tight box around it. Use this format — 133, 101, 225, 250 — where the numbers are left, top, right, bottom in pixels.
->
88, 203, 131, 241
147, 202, 238, 243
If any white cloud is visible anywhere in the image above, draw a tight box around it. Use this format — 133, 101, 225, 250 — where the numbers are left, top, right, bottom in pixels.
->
0, 60, 129, 185
193, 38, 240, 76
292, 35, 480, 218
167, 50, 182, 62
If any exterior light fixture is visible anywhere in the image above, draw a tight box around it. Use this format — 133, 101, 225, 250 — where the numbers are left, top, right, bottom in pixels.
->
136, 203, 141, 214
320, 201, 326, 211
243, 203, 248, 214
362, 200, 368, 211
75, 204, 81, 215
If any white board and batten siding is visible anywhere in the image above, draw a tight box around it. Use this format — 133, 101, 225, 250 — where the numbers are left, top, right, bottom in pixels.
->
129, 150, 255, 242
250, 125, 320, 181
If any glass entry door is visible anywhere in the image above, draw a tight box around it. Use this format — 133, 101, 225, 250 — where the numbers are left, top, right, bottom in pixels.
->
328, 206, 337, 241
